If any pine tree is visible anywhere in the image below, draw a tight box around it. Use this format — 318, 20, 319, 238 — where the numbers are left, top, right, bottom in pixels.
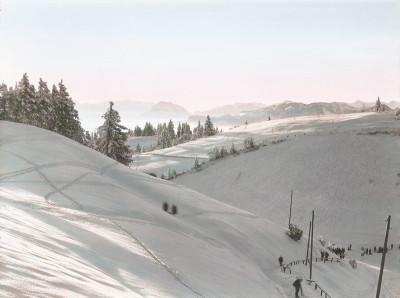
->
37, 78, 51, 129
54, 80, 84, 143
20, 73, 37, 124
230, 143, 237, 154
375, 97, 382, 112
136, 143, 141, 153
194, 157, 201, 171
204, 115, 215, 136
48, 84, 59, 131
143, 122, 155, 136
0, 83, 11, 120
196, 120, 204, 138
134, 125, 142, 136
96, 101, 133, 165
167, 119, 175, 140
157, 124, 171, 149
177, 122, 181, 138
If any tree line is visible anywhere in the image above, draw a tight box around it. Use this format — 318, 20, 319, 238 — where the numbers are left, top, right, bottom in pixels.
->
131, 115, 217, 152
0, 73, 84, 143
0, 73, 219, 165
0, 74, 132, 165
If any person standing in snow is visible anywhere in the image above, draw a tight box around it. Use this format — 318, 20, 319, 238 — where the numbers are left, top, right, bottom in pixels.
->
324, 251, 329, 260
278, 256, 284, 267
293, 278, 303, 297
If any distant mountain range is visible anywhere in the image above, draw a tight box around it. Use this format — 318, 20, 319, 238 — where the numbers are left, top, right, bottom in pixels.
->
349, 100, 400, 110
77, 99, 400, 132
137, 101, 191, 123
195, 102, 267, 117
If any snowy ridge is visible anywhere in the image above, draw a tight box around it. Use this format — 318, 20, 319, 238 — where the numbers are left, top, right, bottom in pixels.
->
0, 120, 398, 297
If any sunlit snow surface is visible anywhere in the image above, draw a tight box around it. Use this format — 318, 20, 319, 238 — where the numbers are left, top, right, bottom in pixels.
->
0, 118, 399, 297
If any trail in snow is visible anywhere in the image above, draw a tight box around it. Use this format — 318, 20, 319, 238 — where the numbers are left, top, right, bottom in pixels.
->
0, 150, 204, 297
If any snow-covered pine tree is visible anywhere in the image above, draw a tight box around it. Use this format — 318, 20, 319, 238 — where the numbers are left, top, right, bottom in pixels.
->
194, 157, 199, 170
48, 84, 60, 131
96, 101, 133, 165
157, 124, 171, 149
204, 115, 215, 136
0, 83, 11, 120
36, 78, 51, 129
143, 122, 155, 136
167, 119, 175, 140
230, 143, 237, 154
177, 122, 181, 138
16, 73, 37, 124
54, 80, 84, 143
196, 120, 204, 138
134, 125, 142, 136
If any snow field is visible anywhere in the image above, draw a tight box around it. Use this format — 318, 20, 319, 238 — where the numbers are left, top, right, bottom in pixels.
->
0, 120, 397, 297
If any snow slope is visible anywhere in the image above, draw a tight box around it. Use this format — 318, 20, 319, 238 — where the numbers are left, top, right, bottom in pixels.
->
174, 113, 400, 247
134, 112, 385, 176
0, 120, 395, 297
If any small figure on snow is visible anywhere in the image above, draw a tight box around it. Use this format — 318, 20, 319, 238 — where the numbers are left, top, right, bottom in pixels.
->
324, 251, 329, 260
279, 256, 284, 267
391, 243, 393, 250
293, 277, 303, 297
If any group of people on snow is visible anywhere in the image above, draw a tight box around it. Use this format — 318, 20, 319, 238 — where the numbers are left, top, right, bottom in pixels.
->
330, 246, 346, 259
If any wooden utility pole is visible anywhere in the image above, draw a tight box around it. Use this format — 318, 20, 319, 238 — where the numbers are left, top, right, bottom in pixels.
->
289, 190, 293, 228
376, 215, 391, 298
310, 210, 314, 280
306, 221, 311, 266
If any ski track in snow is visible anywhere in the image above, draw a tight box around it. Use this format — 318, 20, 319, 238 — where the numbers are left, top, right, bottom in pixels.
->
0, 149, 204, 297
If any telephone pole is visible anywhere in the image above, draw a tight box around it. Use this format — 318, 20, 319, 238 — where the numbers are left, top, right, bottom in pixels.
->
376, 215, 391, 298
310, 210, 314, 280
306, 221, 311, 266
289, 190, 293, 228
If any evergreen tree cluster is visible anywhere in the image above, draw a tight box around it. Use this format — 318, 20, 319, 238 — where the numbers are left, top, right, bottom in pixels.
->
133, 122, 156, 137
0, 73, 84, 143
152, 115, 216, 150
1, 74, 133, 166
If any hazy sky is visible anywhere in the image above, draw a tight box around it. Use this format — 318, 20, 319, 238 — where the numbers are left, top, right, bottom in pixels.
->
1, 0, 399, 112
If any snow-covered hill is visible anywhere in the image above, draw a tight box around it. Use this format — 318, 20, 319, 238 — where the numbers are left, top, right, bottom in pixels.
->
173, 113, 400, 268
173, 113, 400, 247
1, 120, 396, 297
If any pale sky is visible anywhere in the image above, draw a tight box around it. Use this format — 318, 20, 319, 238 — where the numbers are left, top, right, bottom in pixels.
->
0, 0, 399, 112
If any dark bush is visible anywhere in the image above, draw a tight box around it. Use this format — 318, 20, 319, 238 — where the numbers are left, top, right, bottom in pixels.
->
171, 204, 178, 215
162, 202, 169, 212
